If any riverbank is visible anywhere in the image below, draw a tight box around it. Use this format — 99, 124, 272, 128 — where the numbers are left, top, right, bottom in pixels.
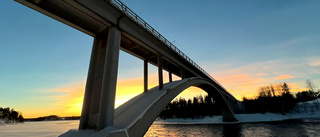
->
155, 99, 320, 124
0, 119, 22, 125
0, 119, 5, 125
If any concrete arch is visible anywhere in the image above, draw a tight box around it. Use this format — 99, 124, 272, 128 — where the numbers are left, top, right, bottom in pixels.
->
61, 77, 237, 137
109, 77, 236, 137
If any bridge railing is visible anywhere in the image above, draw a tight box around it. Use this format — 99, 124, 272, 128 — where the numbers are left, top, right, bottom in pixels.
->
107, 0, 229, 92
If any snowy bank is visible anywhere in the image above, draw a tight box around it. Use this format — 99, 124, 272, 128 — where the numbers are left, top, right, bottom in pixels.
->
155, 99, 320, 124
0, 119, 5, 125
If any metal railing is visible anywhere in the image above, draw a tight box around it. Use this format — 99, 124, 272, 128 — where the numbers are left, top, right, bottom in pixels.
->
106, 0, 228, 92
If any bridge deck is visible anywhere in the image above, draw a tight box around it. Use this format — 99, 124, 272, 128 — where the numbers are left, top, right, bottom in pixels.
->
14, 0, 234, 97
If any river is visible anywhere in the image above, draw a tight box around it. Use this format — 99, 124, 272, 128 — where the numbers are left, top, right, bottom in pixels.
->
1, 118, 320, 137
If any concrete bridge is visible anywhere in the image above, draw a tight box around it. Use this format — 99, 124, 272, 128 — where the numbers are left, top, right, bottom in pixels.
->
15, 0, 241, 136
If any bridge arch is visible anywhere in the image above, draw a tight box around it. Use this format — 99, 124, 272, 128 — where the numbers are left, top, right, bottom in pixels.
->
102, 77, 237, 137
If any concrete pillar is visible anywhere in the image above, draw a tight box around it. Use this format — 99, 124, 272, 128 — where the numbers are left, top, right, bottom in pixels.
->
97, 27, 121, 130
158, 55, 163, 90
180, 68, 185, 79
169, 71, 172, 82
79, 29, 110, 130
144, 59, 148, 92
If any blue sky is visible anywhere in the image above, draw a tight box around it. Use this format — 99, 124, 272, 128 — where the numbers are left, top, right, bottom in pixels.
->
1, 0, 319, 117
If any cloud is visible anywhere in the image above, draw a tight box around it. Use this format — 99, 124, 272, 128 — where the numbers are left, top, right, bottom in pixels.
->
276, 75, 294, 80
210, 69, 273, 100
288, 83, 309, 93
206, 59, 313, 100
28, 71, 182, 118
20, 81, 86, 118
257, 73, 267, 76
308, 57, 320, 67
270, 36, 310, 48
24, 55, 319, 117
50, 82, 86, 116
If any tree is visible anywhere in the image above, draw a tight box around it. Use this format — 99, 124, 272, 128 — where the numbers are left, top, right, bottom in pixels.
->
18, 113, 24, 122
282, 82, 290, 95
270, 84, 276, 97
159, 95, 221, 119
0, 107, 24, 123
306, 79, 316, 92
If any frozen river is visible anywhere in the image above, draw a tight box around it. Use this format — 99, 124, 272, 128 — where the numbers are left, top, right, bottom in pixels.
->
1, 118, 320, 137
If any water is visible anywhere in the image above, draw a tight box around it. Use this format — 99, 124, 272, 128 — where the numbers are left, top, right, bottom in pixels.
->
146, 118, 320, 137
1, 118, 320, 137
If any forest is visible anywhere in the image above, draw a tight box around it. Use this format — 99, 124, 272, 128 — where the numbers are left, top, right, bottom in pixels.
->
159, 80, 319, 119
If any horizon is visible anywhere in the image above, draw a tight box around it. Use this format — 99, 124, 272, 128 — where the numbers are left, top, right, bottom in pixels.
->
1, 0, 319, 118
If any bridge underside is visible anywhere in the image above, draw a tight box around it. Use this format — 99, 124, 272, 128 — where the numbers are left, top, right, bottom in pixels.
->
61, 77, 236, 137
14, 1, 239, 137
14, 0, 199, 79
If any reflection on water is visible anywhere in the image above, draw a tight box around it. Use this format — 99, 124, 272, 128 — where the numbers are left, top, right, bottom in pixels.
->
145, 118, 320, 137
0, 118, 319, 137
144, 124, 223, 137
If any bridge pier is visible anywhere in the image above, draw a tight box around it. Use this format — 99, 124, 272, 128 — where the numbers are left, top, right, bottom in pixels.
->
158, 55, 163, 90
169, 71, 172, 82
180, 68, 185, 79
144, 59, 148, 92
79, 27, 121, 131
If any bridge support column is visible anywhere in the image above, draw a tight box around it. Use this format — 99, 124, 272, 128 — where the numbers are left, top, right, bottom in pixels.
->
169, 71, 172, 82
144, 59, 148, 92
180, 68, 185, 79
97, 27, 121, 130
207, 91, 237, 122
79, 27, 121, 131
158, 55, 163, 90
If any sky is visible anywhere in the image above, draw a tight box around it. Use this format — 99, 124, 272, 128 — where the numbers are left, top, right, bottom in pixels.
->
0, 0, 319, 118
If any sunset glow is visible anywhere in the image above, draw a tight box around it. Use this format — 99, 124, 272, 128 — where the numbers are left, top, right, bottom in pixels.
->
1, 1, 319, 119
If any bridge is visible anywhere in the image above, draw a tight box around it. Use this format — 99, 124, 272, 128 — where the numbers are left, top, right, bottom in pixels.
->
15, 0, 241, 136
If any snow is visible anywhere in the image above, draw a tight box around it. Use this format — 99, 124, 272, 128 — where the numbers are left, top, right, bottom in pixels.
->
0, 119, 5, 125
155, 99, 320, 124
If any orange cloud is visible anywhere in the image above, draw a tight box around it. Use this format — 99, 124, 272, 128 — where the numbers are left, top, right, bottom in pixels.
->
257, 73, 267, 76
209, 68, 299, 100
212, 72, 269, 100
50, 82, 86, 117
209, 69, 308, 101
203, 58, 317, 100
287, 83, 309, 94
20, 82, 86, 118
25, 72, 184, 118
22, 69, 309, 118
276, 74, 294, 79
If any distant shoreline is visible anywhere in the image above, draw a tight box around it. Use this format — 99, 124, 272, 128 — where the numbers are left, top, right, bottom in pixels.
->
24, 115, 80, 122
155, 99, 320, 125
5, 99, 318, 124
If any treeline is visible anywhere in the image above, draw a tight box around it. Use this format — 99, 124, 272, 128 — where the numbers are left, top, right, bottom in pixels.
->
0, 107, 24, 123
159, 95, 221, 119
25, 115, 80, 121
159, 80, 319, 119
242, 83, 296, 114
243, 80, 319, 114
26, 115, 62, 121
